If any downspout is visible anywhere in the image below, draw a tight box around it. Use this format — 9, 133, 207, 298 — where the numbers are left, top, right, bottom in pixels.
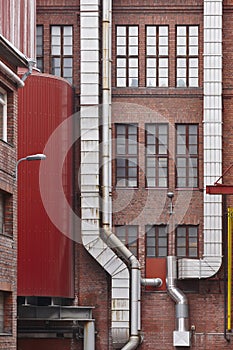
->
102, 1, 142, 348
21, 58, 36, 82
167, 256, 190, 347
0, 60, 25, 88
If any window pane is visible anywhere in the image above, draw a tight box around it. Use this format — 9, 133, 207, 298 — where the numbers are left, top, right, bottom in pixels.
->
177, 78, 186, 87
129, 46, 138, 55
51, 26, 60, 35
159, 46, 168, 56
158, 247, 167, 257
177, 26, 186, 36
117, 78, 126, 87
52, 46, 60, 55
64, 26, 72, 36
63, 46, 72, 55
117, 27, 126, 36
147, 247, 155, 257
129, 26, 138, 36
117, 46, 126, 55
147, 26, 156, 36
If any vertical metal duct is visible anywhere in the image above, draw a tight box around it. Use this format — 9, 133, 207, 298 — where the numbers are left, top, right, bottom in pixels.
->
178, 0, 223, 279
80, 1, 135, 347
167, 256, 190, 347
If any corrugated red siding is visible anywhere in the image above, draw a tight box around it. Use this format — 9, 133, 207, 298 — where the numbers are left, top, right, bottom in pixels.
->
17, 72, 74, 298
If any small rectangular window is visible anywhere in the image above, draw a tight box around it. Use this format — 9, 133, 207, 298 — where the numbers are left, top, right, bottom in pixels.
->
0, 291, 12, 334
116, 26, 139, 87
176, 25, 199, 87
51, 25, 73, 83
146, 225, 168, 257
145, 123, 168, 187
115, 124, 138, 187
176, 226, 198, 257
0, 191, 12, 237
176, 124, 198, 188
146, 26, 169, 87
36, 25, 44, 72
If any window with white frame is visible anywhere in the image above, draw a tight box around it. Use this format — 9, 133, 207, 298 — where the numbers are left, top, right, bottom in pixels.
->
0, 90, 7, 142
146, 26, 169, 87
176, 25, 199, 87
116, 26, 139, 87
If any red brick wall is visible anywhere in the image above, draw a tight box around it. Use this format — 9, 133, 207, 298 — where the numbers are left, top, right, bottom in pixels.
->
36, 3, 80, 98
0, 72, 18, 349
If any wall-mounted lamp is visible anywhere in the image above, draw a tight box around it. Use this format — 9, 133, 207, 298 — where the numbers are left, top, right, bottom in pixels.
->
167, 191, 174, 216
15, 153, 46, 181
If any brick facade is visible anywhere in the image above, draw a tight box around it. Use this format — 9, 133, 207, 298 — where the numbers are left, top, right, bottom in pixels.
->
17, 0, 233, 349
0, 63, 19, 350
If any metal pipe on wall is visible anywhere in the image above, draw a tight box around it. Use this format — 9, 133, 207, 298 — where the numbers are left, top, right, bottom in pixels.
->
0, 60, 25, 87
166, 256, 190, 347
102, 1, 141, 348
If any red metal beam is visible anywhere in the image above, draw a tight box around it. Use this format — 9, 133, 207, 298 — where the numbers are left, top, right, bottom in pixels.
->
206, 185, 233, 195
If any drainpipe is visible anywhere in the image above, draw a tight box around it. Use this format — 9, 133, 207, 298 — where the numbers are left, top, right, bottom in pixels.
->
21, 58, 36, 82
101, 2, 141, 346
167, 256, 190, 347
0, 60, 25, 88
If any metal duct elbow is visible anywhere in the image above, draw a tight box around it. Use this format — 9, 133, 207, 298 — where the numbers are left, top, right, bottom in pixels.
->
121, 335, 141, 350
166, 256, 190, 347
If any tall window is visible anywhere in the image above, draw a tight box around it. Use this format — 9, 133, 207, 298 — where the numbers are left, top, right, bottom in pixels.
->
36, 25, 44, 72
146, 225, 168, 257
176, 124, 198, 188
0, 292, 4, 333
146, 26, 169, 87
0, 291, 12, 334
176, 226, 198, 257
145, 124, 168, 187
115, 124, 138, 187
0, 192, 5, 234
0, 90, 7, 142
0, 191, 12, 237
51, 25, 73, 83
176, 26, 199, 87
116, 26, 139, 87
115, 225, 138, 257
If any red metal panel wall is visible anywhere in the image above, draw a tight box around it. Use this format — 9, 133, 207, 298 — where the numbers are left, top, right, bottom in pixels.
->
17, 72, 74, 297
